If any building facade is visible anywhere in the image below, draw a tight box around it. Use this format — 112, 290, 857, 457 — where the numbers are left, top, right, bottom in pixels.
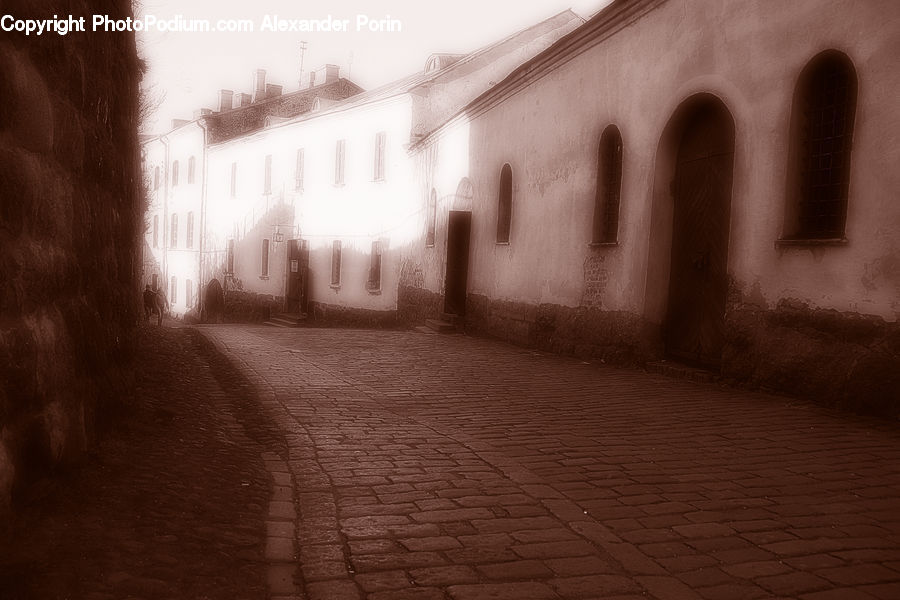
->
400, 0, 900, 415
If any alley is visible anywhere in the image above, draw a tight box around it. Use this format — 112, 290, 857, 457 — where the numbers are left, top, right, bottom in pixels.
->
202, 325, 900, 600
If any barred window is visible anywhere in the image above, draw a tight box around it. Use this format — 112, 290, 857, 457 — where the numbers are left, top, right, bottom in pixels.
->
374, 132, 386, 181
261, 238, 270, 277
426, 189, 437, 247
331, 240, 342, 286
592, 125, 623, 244
367, 240, 382, 291
786, 50, 857, 240
496, 164, 512, 243
335, 139, 346, 185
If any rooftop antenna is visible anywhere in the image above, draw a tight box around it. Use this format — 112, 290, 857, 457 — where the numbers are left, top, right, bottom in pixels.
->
299, 41, 308, 88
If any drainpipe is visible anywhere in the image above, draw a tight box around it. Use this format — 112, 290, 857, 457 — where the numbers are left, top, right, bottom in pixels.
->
197, 118, 209, 319
160, 134, 170, 301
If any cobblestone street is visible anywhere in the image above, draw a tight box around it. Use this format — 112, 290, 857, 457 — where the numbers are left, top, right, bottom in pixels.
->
202, 325, 900, 600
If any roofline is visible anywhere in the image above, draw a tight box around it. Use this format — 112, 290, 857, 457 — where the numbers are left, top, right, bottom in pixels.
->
410, 0, 667, 152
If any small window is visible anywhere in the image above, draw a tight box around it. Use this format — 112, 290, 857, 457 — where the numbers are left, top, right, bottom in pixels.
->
335, 139, 346, 185
295, 149, 305, 191
367, 240, 382, 291
170, 276, 177, 304
186, 211, 194, 248
186, 279, 193, 308
153, 166, 159, 190
264, 154, 272, 194
374, 131, 386, 181
188, 156, 196, 184
226, 239, 235, 274
426, 189, 437, 247
153, 214, 159, 248
172, 160, 179, 187
497, 163, 512, 243
784, 50, 858, 240
151, 273, 158, 291
592, 125, 623, 244
170, 213, 178, 248
331, 240, 342, 286
261, 238, 270, 277
230, 162, 237, 197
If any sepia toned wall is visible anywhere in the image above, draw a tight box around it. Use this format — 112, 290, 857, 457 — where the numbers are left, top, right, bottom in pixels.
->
403, 0, 900, 415
0, 0, 142, 519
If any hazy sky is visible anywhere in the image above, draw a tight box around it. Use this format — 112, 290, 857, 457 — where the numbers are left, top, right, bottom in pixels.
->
136, 0, 612, 133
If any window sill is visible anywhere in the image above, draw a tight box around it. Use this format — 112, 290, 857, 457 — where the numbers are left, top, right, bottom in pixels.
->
775, 237, 848, 248
496, 241, 510, 246
425, 243, 435, 249
366, 287, 382, 295
589, 241, 619, 248
259, 275, 269, 280
330, 283, 341, 290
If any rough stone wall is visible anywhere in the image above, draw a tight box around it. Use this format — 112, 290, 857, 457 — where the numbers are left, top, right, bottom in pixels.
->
223, 290, 281, 323
723, 300, 900, 418
309, 301, 400, 329
0, 0, 142, 522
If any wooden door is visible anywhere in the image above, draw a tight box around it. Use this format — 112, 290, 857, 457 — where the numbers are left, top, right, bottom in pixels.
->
444, 211, 472, 316
286, 239, 309, 315
665, 103, 735, 367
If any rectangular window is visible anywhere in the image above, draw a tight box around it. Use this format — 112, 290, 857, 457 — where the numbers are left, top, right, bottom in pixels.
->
188, 156, 196, 184
186, 211, 194, 248
170, 213, 178, 248
230, 162, 237, 197
261, 238, 270, 277
226, 239, 235, 274
295, 148, 305, 191
172, 161, 179, 187
170, 276, 177, 304
335, 139, 345, 185
374, 131, 386, 181
366, 240, 382, 292
153, 214, 159, 248
331, 240, 342, 286
264, 154, 272, 194
151, 273, 158, 291
186, 279, 193, 308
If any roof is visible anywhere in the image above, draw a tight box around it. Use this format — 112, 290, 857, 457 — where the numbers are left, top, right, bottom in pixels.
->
411, 0, 669, 151
277, 9, 584, 127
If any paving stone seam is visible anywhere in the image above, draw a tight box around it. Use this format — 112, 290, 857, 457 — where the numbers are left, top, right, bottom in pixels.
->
199, 330, 305, 600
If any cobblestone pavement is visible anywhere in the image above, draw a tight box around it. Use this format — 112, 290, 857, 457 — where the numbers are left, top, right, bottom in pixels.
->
0, 325, 284, 600
202, 325, 900, 600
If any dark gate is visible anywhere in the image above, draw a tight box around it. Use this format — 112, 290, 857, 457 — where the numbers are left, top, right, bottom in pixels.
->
444, 211, 472, 316
665, 101, 735, 367
286, 239, 310, 315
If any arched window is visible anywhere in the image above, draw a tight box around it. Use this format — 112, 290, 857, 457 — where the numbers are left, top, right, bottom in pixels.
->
592, 125, 623, 244
496, 163, 512, 243
426, 189, 437, 247
784, 50, 857, 240
172, 160, 179, 186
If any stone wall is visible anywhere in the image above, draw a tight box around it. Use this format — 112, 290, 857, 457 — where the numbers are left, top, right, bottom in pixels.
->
223, 290, 282, 323
0, 0, 142, 522
309, 301, 400, 329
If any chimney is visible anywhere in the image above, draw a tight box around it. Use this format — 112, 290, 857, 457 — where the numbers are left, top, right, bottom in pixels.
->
234, 93, 252, 109
266, 84, 283, 99
252, 69, 266, 102
217, 89, 233, 112
308, 70, 316, 88
323, 64, 340, 84
193, 108, 212, 119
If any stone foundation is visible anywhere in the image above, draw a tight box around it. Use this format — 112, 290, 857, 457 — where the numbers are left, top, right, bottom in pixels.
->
400, 287, 900, 418
309, 302, 400, 329
224, 290, 282, 323
723, 299, 900, 418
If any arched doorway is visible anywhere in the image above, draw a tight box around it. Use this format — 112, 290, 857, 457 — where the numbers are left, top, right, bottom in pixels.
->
663, 96, 735, 367
444, 178, 474, 316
